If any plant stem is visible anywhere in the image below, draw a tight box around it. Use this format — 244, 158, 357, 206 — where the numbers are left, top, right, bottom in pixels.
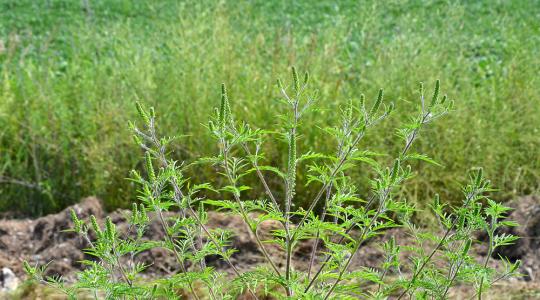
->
307, 184, 331, 280
186, 205, 260, 299
304, 194, 379, 293
221, 143, 283, 278
478, 218, 495, 300
155, 207, 200, 300
322, 188, 389, 300
293, 129, 366, 239
306, 111, 352, 280
442, 230, 473, 298
396, 191, 477, 300
240, 142, 281, 212
284, 98, 299, 297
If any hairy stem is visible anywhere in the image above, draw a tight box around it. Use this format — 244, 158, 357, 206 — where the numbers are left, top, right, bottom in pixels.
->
284, 99, 299, 297
221, 143, 283, 278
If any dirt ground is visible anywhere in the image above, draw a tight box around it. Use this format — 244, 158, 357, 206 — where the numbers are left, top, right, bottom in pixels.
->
0, 196, 539, 299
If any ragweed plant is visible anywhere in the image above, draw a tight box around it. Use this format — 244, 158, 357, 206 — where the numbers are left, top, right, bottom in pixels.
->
25, 68, 520, 299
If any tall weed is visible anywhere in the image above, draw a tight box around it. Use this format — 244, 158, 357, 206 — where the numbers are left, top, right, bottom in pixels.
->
25, 70, 520, 299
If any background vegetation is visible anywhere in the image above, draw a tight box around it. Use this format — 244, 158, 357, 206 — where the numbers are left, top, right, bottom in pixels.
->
0, 0, 539, 216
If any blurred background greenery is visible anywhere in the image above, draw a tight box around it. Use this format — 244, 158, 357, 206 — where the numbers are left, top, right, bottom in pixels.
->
0, 0, 538, 216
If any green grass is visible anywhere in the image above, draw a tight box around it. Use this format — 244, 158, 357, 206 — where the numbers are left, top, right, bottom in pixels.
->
1, 0, 539, 216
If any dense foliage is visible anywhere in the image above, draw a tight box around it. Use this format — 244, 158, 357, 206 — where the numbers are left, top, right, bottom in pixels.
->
1, 0, 539, 215
25, 70, 520, 299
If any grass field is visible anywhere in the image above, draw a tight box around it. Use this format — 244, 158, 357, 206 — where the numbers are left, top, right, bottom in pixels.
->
0, 0, 539, 216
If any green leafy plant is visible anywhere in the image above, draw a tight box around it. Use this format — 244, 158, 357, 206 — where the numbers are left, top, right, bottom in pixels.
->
25, 69, 520, 299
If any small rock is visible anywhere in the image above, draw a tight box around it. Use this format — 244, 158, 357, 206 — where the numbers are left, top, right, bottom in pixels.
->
0, 267, 19, 292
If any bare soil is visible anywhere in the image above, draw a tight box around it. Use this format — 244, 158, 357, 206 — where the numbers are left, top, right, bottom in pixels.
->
0, 196, 539, 299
